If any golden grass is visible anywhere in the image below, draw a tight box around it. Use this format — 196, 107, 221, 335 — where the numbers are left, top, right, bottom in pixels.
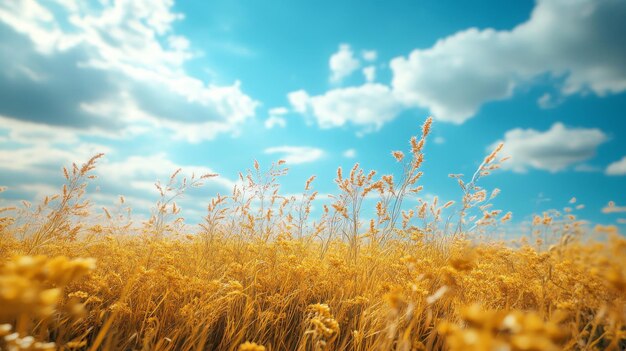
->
0, 118, 625, 350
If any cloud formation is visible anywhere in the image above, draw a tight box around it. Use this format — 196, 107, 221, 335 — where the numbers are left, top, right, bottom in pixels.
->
390, 0, 626, 123
264, 107, 288, 129
329, 44, 360, 84
264, 146, 325, 165
606, 156, 626, 176
287, 90, 310, 115
363, 66, 376, 83
291, 0, 626, 129
0, 0, 258, 142
289, 84, 403, 130
492, 123, 608, 173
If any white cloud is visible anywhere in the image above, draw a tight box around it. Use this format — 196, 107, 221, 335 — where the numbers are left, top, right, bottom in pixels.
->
97, 153, 235, 192
537, 93, 564, 109
291, 0, 626, 132
287, 90, 310, 114
0, 0, 258, 219
264, 107, 288, 129
265, 117, 286, 129
0, 119, 112, 172
288, 83, 404, 131
264, 146, 324, 165
363, 66, 376, 83
0, 144, 109, 173
0, 0, 258, 142
0, 117, 233, 226
0, 115, 81, 145
14, 183, 64, 200
434, 136, 446, 144
329, 44, 360, 83
362, 50, 377, 62
167, 35, 190, 51
606, 156, 626, 176
343, 149, 357, 158
390, 0, 626, 123
492, 123, 608, 173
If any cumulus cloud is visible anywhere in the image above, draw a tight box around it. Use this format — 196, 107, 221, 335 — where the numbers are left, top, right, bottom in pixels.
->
264, 146, 325, 165
329, 44, 360, 83
492, 123, 608, 173
0, 116, 114, 175
0, 142, 111, 174
0, 0, 258, 142
0, 115, 83, 145
363, 66, 376, 83
287, 83, 404, 130
606, 156, 626, 176
292, 1, 626, 131
264, 117, 286, 129
287, 90, 310, 114
264, 107, 288, 129
0, 0, 258, 220
390, 0, 626, 123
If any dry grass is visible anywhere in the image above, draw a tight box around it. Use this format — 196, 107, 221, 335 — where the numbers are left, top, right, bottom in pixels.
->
0, 118, 624, 350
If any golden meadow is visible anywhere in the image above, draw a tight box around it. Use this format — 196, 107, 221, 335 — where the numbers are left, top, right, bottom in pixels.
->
0, 118, 624, 351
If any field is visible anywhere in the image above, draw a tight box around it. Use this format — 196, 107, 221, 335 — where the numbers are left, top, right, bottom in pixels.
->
1, 119, 624, 351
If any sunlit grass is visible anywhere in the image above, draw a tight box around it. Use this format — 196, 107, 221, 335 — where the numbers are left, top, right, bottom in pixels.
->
0, 118, 624, 350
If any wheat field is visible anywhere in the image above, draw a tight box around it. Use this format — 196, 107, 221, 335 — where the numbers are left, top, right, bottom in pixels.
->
1, 118, 624, 351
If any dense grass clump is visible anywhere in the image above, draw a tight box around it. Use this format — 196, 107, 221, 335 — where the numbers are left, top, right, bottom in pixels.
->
1, 118, 624, 350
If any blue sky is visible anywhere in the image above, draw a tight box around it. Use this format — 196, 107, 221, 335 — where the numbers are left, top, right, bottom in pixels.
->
0, 0, 625, 232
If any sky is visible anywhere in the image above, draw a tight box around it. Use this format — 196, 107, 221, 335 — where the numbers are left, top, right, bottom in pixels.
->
0, 0, 625, 232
